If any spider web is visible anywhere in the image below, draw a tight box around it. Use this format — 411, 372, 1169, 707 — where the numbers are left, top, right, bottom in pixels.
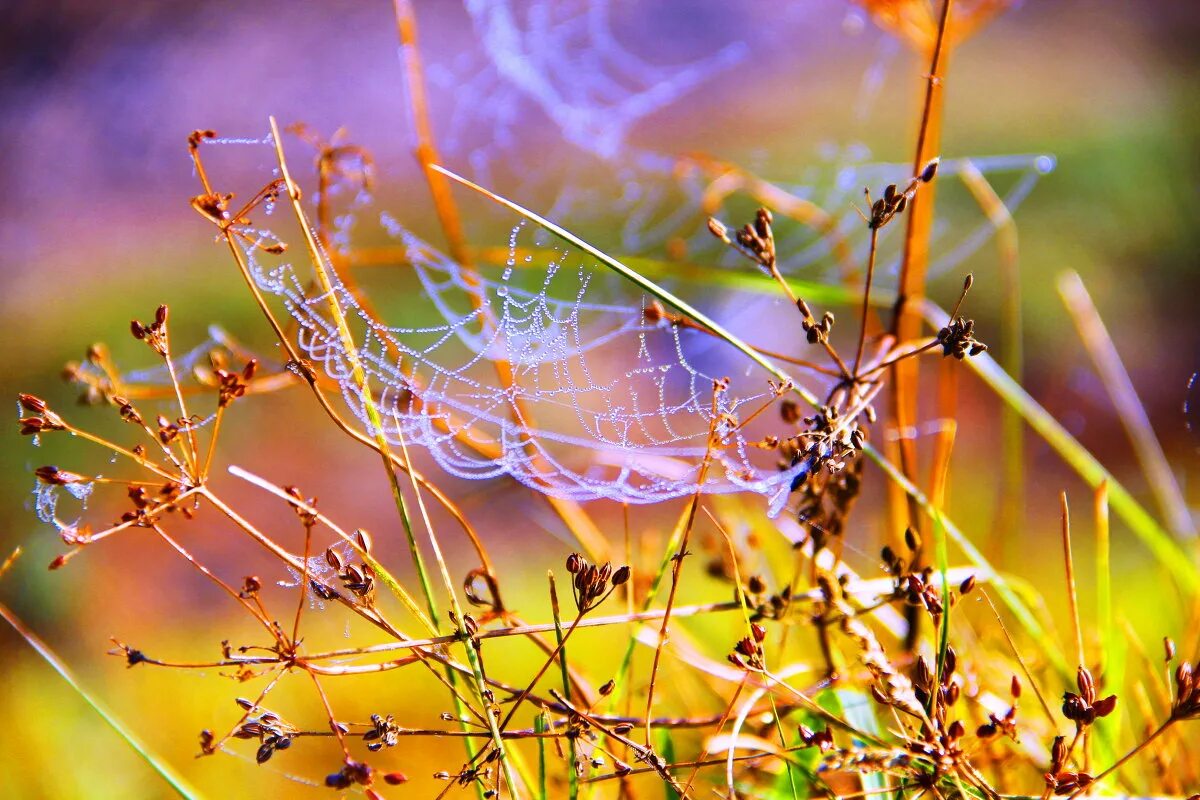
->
200, 1, 1057, 510
236, 173, 798, 506
432, 0, 1055, 279
457, 0, 748, 160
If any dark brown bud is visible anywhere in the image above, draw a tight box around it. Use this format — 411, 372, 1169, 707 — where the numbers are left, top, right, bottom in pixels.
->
904, 527, 921, 552
325, 548, 344, 571
611, 565, 630, 586
1062, 693, 1087, 722
960, 574, 976, 595
919, 158, 940, 183
18, 394, 47, 413
565, 553, 582, 574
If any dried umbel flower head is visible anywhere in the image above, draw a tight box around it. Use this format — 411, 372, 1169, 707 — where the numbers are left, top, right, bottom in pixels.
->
130, 304, 171, 356
1172, 659, 1200, 720
17, 393, 66, 436
1061, 666, 1117, 727
564, 553, 628, 612
707, 207, 777, 272
937, 316, 988, 359
727, 633, 765, 671
215, 359, 257, 407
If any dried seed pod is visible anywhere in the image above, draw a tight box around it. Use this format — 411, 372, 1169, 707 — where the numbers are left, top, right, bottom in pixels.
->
1077, 666, 1096, 704
919, 158, 940, 183
354, 528, 372, 554
904, 527, 921, 552
1092, 694, 1118, 718
325, 547, 344, 571
1051, 735, 1068, 770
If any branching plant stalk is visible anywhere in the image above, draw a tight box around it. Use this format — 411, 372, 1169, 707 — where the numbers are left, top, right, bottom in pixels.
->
891, 0, 953, 649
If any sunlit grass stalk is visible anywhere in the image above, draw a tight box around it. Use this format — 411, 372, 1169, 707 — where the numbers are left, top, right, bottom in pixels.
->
548, 575, 578, 800
269, 119, 518, 796
0, 598, 203, 799
1058, 269, 1195, 538
1060, 492, 1085, 669
959, 160, 1025, 562
395, 419, 531, 795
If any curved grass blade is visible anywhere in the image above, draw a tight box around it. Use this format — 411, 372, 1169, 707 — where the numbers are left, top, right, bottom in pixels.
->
0, 599, 202, 799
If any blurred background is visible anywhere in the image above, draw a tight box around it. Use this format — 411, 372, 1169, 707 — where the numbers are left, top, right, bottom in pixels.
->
1, 1, 1198, 797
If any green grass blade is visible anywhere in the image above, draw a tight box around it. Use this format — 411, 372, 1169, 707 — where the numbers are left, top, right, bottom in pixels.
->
0, 601, 203, 799
931, 304, 1198, 593
535, 713, 548, 800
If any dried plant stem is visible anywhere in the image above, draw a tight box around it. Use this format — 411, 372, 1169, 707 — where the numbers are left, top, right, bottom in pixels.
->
1060, 492, 1085, 669
305, 670, 352, 759
228, 464, 436, 634
149, 523, 274, 634
643, 394, 723, 746
978, 590, 1057, 728
498, 609, 585, 734
161, 345, 200, 480
1094, 482, 1112, 669
268, 129, 520, 795
394, 422, 530, 796
888, 0, 954, 567
693, 155, 856, 277
1068, 720, 1173, 799
64, 423, 177, 483
853, 227, 880, 377
547, 575, 578, 800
